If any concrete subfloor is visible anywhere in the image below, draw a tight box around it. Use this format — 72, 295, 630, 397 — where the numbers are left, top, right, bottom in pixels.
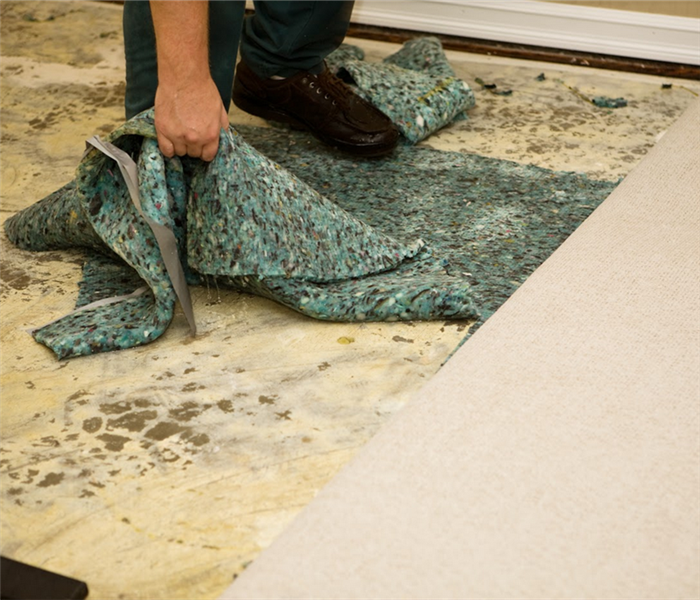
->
1, 2, 698, 599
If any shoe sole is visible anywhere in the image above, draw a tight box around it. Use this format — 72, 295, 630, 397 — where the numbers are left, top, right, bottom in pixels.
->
232, 88, 398, 158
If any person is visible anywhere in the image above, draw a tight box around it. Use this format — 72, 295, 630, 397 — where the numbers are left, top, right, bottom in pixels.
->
122, 1, 399, 162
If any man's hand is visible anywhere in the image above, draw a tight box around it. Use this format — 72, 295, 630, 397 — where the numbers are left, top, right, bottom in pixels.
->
150, 1, 228, 162
154, 77, 229, 162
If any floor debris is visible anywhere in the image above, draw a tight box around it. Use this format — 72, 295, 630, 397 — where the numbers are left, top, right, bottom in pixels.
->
474, 76, 513, 96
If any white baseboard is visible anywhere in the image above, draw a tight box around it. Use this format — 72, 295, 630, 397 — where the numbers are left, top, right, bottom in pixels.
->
352, 0, 700, 65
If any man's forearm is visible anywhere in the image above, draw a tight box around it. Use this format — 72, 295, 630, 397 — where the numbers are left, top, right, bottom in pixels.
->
150, 1, 210, 90
149, 1, 228, 162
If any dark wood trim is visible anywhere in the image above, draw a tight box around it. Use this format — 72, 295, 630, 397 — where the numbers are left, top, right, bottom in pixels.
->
347, 22, 700, 81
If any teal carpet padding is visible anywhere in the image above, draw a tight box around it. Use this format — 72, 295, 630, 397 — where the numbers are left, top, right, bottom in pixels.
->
4, 112, 616, 359
4, 111, 479, 359
237, 126, 618, 333
327, 37, 475, 142
4, 37, 617, 359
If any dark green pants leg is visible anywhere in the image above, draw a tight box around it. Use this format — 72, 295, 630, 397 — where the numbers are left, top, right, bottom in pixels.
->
123, 1, 354, 118
241, 1, 354, 78
122, 0, 245, 119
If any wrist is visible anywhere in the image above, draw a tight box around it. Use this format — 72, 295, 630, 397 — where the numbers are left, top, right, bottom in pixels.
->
158, 64, 212, 91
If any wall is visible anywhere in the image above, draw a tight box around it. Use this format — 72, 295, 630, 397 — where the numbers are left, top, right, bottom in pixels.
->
546, 1, 700, 18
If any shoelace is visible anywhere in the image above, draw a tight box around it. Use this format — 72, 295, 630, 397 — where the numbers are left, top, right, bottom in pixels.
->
302, 70, 354, 108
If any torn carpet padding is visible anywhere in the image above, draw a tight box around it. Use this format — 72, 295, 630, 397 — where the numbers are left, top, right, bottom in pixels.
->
4, 110, 478, 359
326, 37, 475, 143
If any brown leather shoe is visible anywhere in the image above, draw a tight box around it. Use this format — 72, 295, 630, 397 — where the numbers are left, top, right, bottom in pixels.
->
232, 61, 399, 157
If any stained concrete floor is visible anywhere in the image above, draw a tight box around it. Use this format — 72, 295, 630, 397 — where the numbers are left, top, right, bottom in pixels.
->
1, 2, 698, 599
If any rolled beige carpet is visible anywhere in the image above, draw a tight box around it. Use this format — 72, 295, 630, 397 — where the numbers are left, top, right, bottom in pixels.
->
220, 99, 700, 599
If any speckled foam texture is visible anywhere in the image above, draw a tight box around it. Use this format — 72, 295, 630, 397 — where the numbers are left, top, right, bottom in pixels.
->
4, 35, 618, 359
6, 116, 180, 358
327, 37, 475, 142
186, 127, 424, 281
4, 109, 482, 359
238, 126, 617, 334
382, 37, 458, 80
5, 106, 617, 358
